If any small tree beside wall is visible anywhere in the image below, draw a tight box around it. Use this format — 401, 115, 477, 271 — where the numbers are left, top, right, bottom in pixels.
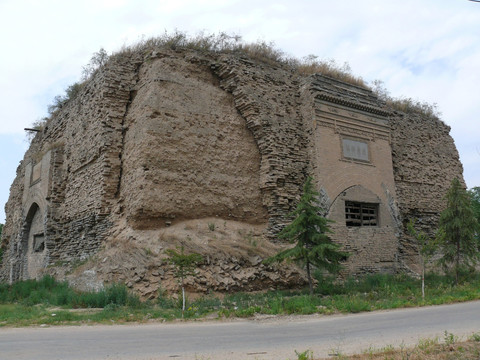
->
407, 219, 436, 299
437, 178, 479, 285
165, 243, 203, 318
265, 176, 349, 295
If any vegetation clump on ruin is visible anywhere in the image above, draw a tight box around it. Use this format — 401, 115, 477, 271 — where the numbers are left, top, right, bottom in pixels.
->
371, 79, 442, 118
29, 47, 109, 137
114, 30, 368, 87
39, 30, 368, 129
33, 30, 444, 136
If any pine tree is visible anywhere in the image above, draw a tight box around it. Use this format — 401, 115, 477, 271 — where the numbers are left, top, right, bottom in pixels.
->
468, 186, 480, 241
0, 223, 3, 263
437, 178, 479, 284
265, 176, 349, 295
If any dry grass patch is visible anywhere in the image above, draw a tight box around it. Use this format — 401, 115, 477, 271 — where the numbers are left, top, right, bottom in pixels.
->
323, 335, 480, 360
112, 30, 369, 88
295, 56, 367, 88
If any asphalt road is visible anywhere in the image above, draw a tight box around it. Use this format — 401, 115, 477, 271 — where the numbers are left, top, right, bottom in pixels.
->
1, 301, 480, 360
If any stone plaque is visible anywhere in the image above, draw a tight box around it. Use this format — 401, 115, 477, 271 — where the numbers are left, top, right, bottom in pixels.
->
31, 162, 42, 184
342, 138, 369, 162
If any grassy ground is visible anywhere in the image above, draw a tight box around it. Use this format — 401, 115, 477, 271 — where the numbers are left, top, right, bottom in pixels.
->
313, 332, 480, 359
1, 272, 480, 327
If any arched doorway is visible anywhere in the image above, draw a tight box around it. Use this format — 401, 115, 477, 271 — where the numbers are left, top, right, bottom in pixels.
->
21, 203, 46, 279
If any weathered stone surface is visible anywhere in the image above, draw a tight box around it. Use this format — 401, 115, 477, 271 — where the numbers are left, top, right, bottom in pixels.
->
389, 112, 464, 271
121, 54, 267, 228
0, 47, 465, 294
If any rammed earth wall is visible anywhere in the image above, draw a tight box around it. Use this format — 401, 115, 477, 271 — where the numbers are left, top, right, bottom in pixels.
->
0, 48, 465, 284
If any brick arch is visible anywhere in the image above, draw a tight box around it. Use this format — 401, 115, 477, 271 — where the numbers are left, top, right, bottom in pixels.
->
327, 184, 382, 224
19, 203, 39, 253
326, 170, 383, 207
18, 202, 46, 280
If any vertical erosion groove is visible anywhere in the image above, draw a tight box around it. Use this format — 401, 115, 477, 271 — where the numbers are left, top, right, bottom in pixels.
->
115, 68, 141, 199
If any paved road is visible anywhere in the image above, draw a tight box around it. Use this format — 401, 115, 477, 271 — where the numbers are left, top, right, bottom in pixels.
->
1, 301, 480, 360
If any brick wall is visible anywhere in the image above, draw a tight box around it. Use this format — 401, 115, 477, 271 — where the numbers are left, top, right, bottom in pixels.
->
0, 48, 465, 283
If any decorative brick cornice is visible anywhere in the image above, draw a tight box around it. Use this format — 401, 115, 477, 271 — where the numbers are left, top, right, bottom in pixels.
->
314, 92, 392, 117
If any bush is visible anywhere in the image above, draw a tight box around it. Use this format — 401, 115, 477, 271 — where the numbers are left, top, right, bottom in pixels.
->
47, 82, 85, 115
371, 79, 441, 118
81, 48, 109, 80
0, 276, 142, 309
71, 283, 142, 309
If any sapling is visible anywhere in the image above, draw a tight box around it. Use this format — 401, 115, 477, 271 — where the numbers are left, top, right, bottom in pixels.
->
407, 219, 436, 299
165, 242, 203, 317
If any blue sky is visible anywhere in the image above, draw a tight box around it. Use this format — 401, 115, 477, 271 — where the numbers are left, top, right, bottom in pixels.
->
1, 0, 479, 223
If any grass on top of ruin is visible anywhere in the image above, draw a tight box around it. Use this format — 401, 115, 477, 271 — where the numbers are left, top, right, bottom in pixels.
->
1, 271, 480, 327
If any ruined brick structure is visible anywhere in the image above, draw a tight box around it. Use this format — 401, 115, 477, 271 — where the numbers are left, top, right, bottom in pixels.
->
0, 47, 464, 293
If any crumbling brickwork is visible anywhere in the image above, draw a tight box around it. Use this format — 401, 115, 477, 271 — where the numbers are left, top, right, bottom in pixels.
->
0, 47, 465, 289
212, 55, 310, 235
390, 112, 464, 270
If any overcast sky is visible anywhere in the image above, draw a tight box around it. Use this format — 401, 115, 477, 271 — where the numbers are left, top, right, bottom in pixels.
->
0, 0, 479, 223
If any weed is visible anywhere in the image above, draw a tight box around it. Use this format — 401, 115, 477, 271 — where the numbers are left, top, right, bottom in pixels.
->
295, 349, 313, 360
444, 330, 458, 346
208, 223, 215, 232
470, 333, 480, 342
328, 348, 348, 359
157, 287, 175, 308
416, 337, 438, 351
67, 256, 91, 274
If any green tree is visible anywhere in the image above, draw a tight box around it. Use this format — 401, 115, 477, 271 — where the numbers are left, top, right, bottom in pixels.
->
469, 187, 480, 241
437, 178, 479, 284
265, 176, 349, 295
0, 223, 3, 263
165, 243, 203, 317
407, 219, 436, 299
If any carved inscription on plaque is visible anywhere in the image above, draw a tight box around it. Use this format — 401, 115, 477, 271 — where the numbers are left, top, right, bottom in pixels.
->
342, 138, 369, 162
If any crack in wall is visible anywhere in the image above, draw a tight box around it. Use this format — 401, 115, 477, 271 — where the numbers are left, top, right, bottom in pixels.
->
115, 66, 141, 199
